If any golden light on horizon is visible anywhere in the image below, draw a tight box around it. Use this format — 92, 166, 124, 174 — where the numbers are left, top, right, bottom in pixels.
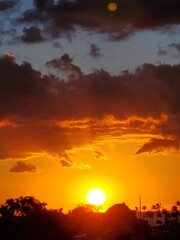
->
86, 187, 107, 205
107, 2, 118, 12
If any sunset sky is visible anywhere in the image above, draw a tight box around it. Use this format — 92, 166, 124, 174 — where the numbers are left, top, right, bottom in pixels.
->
0, 0, 180, 212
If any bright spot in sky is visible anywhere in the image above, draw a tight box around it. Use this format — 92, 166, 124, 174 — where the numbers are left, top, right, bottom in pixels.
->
86, 188, 107, 205
107, 2, 118, 12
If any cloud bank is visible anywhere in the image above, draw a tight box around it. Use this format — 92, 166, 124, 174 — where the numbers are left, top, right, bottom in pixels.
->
1, 0, 180, 43
0, 53, 180, 158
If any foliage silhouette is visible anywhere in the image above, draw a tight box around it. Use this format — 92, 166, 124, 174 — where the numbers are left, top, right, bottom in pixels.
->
0, 196, 180, 240
0, 196, 71, 240
0, 196, 47, 218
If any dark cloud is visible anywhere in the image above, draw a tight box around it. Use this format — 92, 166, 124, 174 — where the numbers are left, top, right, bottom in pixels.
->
0, 57, 53, 119
94, 150, 107, 160
1, 0, 180, 44
46, 53, 82, 76
21, 26, 45, 43
60, 152, 73, 167
18, 9, 48, 23
0, 152, 15, 160
1, 55, 180, 156
60, 152, 72, 164
60, 160, 73, 167
89, 44, 102, 58
169, 42, 180, 54
1, 56, 180, 122
94, 150, 104, 159
0, 124, 94, 160
0, 0, 20, 43
1, 28, 16, 36
10, 0, 179, 42
157, 47, 168, 56
59, 152, 91, 169
135, 138, 180, 155
33, 0, 53, 10
9, 161, 37, 173
0, 0, 16, 11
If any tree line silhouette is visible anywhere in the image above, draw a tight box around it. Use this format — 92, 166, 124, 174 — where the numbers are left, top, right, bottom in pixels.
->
0, 196, 179, 240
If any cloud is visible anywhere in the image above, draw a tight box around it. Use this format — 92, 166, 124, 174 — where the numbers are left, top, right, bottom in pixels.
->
59, 152, 91, 169
60, 160, 73, 167
60, 160, 91, 170
157, 42, 180, 58
0, 0, 16, 11
0, 152, 16, 160
0, 0, 21, 38
21, 26, 45, 43
53, 41, 62, 48
18, 8, 48, 23
169, 42, 180, 55
135, 138, 180, 155
94, 150, 108, 160
3, 52, 16, 60
60, 152, 73, 167
46, 53, 82, 77
89, 44, 102, 58
73, 161, 91, 170
0, 56, 180, 156
157, 47, 168, 56
94, 150, 104, 159
0, 57, 52, 120
3, 0, 177, 43
33, 0, 53, 10
9, 161, 37, 173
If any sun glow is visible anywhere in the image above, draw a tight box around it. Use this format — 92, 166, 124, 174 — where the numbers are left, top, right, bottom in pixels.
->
86, 188, 107, 205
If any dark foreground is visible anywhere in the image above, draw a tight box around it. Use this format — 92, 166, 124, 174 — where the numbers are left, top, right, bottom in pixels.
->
0, 196, 180, 240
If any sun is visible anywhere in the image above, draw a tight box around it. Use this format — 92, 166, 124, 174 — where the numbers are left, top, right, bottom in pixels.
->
86, 188, 107, 205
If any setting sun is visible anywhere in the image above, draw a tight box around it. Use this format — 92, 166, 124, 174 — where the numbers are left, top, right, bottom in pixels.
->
86, 188, 107, 205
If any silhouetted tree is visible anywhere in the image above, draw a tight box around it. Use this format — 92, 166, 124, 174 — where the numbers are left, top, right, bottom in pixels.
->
171, 205, 179, 221
0, 196, 47, 218
144, 210, 154, 226
151, 203, 162, 227
68, 204, 103, 238
175, 200, 180, 206
104, 203, 147, 240
0, 196, 72, 240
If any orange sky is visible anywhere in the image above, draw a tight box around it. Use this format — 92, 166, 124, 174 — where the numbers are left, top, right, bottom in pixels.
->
0, 0, 180, 212
0, 118, 180, 212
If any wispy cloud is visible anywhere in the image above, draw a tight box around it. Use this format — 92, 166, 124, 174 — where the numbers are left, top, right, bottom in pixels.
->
168, 42, 180, 55
157, 47, 168, 56
59, 151, 91, 170
60, 152, 73, 167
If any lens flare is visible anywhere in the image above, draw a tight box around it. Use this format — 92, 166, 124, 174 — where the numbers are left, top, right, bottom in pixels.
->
107, 2, 118, 12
